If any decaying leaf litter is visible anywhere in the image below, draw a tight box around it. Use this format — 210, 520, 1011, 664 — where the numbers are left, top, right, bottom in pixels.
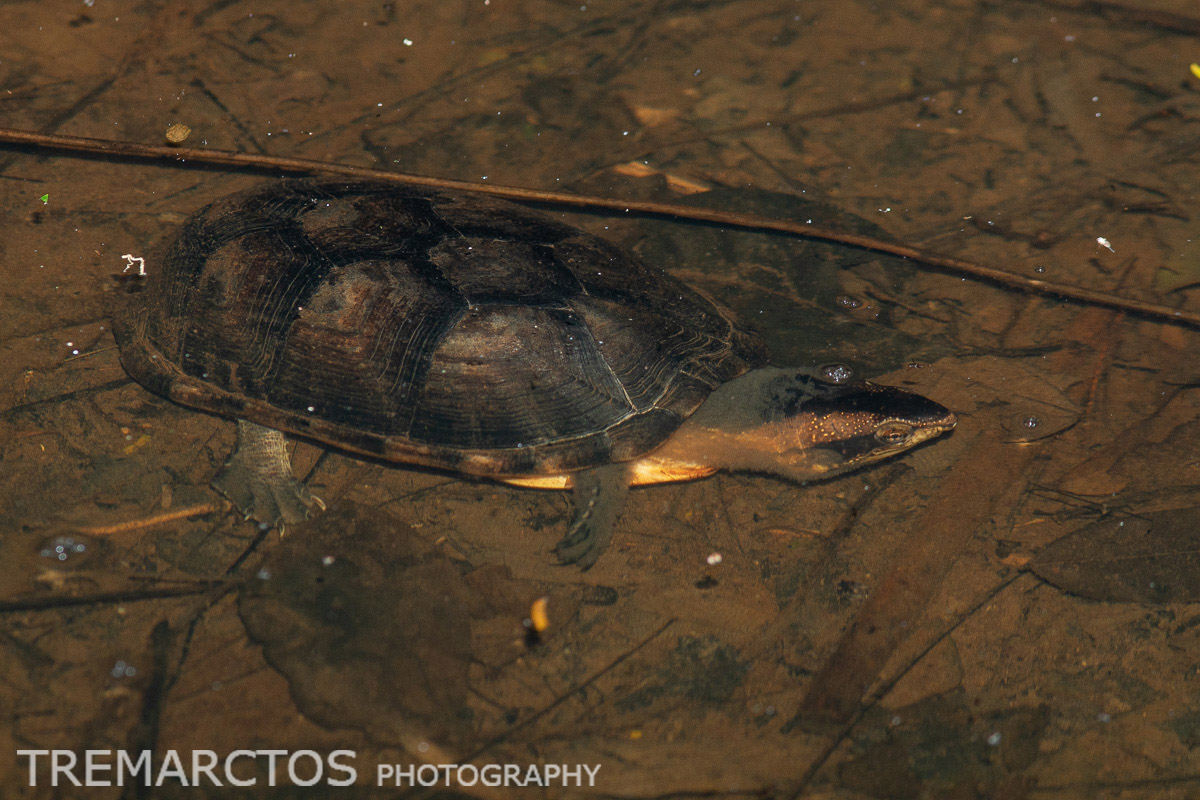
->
3, 1, 1200, 797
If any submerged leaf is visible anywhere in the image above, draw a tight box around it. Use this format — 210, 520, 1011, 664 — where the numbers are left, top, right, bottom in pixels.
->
1028, 507, 1200, 603
238, 503, 479, 744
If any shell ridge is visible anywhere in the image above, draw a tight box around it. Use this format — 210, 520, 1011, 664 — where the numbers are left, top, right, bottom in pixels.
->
567, 301, 639, 417
254, 224, 341, 393
391, 302, 467, 436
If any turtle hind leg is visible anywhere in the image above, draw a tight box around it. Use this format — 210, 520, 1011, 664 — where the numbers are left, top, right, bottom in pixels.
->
211, 420, 326, 528
555, 463, 631, 570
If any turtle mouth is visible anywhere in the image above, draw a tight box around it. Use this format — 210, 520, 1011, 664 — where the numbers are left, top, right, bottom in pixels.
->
881, 405, 956, 448
873, 414, 956, 457
806, 403, 957, 473
912, 409, 958, 439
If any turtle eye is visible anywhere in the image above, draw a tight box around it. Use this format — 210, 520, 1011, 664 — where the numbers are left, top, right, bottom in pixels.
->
874, 422, 912, 444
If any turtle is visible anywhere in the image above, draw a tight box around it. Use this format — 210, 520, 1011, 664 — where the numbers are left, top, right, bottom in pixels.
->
112, 179, 955, 568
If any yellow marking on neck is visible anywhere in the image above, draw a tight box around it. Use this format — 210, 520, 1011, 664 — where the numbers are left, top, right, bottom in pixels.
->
500, 474, 572, 489
631, 457, 718, 485
497, 457, 717, 490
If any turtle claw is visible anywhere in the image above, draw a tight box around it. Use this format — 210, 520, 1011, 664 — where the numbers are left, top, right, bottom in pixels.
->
212, 460, 324, 528
212, 421, 325, 529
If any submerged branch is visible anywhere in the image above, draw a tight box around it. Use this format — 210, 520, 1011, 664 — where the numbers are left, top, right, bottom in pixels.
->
1, 126, 1197, 329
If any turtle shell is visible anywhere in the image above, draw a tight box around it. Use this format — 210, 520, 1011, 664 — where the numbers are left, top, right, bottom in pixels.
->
113, 179, 768, 476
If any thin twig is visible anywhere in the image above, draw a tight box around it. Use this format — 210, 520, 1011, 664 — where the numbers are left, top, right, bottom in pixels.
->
788, 574, 1024, 798
463, 617, 677, 762
1010, 0, 1200, 36
72, 502, 226, 536
0, 585, 227, 613
0, 127, 1197, 329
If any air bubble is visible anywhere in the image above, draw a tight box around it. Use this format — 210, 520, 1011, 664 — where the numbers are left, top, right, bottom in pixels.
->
836, 295, 862, 309
39, 535, 88, 562
820, 363, 854, 383
111, 660, 138, 678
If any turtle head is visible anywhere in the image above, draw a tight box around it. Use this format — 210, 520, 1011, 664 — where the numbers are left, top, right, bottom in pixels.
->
757, 375, 956, 480
684, 368, 956, 482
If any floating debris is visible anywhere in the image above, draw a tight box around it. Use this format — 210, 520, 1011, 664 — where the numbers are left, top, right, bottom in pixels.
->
164, 123, 191, 145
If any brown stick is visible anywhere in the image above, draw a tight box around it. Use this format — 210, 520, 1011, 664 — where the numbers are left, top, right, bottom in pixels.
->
73, 502, 225, 535
2, 126, 1197, 329
1011, 0, 1200, 37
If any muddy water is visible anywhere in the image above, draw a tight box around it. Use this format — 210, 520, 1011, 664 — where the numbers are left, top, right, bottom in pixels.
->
2, 1, 1200, 797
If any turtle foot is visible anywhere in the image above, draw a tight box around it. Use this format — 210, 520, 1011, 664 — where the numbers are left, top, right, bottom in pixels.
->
212, 459, 326, 528
554, 525, 607, 569
212, 420, 326, 529
554, 464, 630, 570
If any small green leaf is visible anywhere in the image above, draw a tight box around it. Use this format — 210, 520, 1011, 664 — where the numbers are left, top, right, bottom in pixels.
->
39, 194, 48, 204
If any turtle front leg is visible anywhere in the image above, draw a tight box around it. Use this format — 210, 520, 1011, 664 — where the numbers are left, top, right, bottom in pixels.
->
555, 463, 631, 569
211, 420, 326, 528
